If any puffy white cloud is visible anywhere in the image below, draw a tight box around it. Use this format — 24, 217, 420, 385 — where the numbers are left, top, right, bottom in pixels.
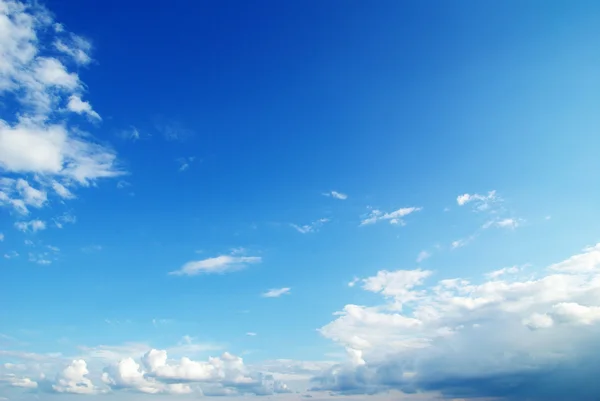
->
360, 207, 421, 226
52, 359, 101, 394
314, 243, 600, 400
14, 219, 45, 232
291, 218, 329, 234
170, 253, 262, 276
262, 287, 291, 298
323, 191, 347, 200
101, 349, 291, 396
0, 0, 123, 219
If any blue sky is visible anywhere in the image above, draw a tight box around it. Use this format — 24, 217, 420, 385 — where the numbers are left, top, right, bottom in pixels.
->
1, 0, 600, 400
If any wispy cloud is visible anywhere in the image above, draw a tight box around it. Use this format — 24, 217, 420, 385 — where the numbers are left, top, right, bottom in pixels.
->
291, 218, 329, 234
177, 156, 195, 172
170, 253, 262, 276
155, 119, 194, 141
246, 332, 257, 336
416, 251, 430, 263
323, 191, 347, 200
14, 219, 46, 233
81, 245, 102, 253
456, 190, 498, 211
117, 126, 142, 141
360, 206, 421, 226
261, 287, 291, 298
451, 236, 475, 249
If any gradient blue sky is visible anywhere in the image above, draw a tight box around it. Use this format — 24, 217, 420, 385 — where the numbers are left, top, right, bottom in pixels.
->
2, 1, 600, 400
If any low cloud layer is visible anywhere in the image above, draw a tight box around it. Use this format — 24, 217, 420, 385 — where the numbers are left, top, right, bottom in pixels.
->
314, 244, 600, 400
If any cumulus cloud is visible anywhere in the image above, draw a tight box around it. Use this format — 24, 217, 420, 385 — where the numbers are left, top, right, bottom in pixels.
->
262, 287, 291, 298
170, 252, 262, 276
291, 218, 329, 234
101, 349, 291, 396
360, 207, 421, 226
314, 243, 600, 400
0, 0, 123, 219
323, 191, 347, 200
53, 360, 101, 394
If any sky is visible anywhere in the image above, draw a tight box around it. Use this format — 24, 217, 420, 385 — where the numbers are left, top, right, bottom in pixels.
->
1, 0, 600, 400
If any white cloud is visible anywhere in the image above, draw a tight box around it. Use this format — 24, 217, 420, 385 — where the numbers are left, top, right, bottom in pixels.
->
262, 288, 291, 298
53, 212, 76, 228
67, 95, 101, 120
101, 349, 291, 396
51, 180, 74, 199
360, 207, 421, 226
456, 190, 497, 210
53, 359, 101, 394
0, 177, 47, 214
170, 253, 262, 276
10, 376, 38, 388
323, 191, 347, 200
4, 251, 19, 259
416, 251, 430, 263
0, 0, 123, 218
177, 156, 195, 172
246, 332, 257, 336
486, 265, 520, 279
315, 243, 600, 399
54, 34, 92, 66
291, 218, 329, 234
451, 236, 474, 249
14, 219, 46, 232
81, 244, 102, 253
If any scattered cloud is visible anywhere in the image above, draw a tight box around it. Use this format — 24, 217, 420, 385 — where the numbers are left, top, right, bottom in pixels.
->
456, 190, 498, 210
117, 126, 142, 141
116, 180, 131, 189
14, 219, 46, 233
0, 0, 123, 231
53, 212, 76, 228
4, 251, 19, 259
314, 243, 600, 400
486, 265, 521, 279
291, 218, 329, 234
66, 95, 101, 120
360, 206, 421, 226
323, 191, 347, 200
177, 156, 195, 172
53, 32, 93, 66
451, 235, 476, 249
262, 288, 291, 298
170, 252, 262, 276
81, 245, 102, 253
155, 120, 194, 142
416, 251, 430, 263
